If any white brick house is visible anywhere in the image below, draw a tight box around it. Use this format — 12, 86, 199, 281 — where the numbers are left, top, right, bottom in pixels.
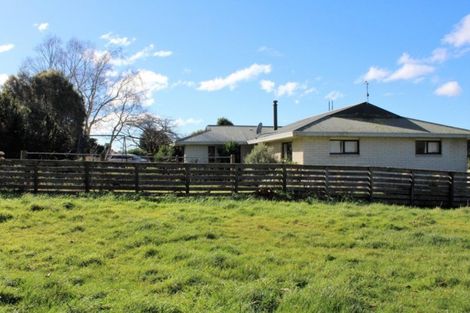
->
177, 102, 470, 172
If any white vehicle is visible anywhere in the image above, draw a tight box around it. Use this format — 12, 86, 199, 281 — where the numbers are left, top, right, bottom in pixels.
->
107, 154, 149, 163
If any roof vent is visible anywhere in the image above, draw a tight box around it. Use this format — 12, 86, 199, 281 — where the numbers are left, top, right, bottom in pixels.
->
256, 122, 263, 134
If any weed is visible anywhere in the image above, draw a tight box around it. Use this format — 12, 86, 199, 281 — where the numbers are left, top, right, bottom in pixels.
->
30, 204, 47, 211
0, 291, 22, 305
0, 212, 13, 223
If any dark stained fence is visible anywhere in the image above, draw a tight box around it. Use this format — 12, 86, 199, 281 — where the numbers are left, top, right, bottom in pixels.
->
0, 159, 469, 207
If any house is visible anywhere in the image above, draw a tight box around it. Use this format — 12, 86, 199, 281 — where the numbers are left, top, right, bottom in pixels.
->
176, 124, 276, 163
176, 102, 470, 172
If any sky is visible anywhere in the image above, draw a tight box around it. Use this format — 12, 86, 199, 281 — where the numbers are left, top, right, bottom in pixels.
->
1, 0, 470, 136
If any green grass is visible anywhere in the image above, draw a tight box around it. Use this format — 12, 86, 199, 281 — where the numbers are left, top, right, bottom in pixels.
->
1, 194, 470, 312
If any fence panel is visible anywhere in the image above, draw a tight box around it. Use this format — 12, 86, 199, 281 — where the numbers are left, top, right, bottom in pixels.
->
0, 159, 469, 207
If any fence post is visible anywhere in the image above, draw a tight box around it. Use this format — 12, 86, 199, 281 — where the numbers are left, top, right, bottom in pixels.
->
324, 168, 330, 199
20, 150, 27, 160
233, 164, 239, 194
32, 161, 39, 193
83, 162, 90, 193
230, 154, 236, 164
185, 164, 190, 195
409, 170, 415, 206
282, 164, 287, 193
368, 167, 373, 202
134, 164, 140, 193
448, 172, 455, 208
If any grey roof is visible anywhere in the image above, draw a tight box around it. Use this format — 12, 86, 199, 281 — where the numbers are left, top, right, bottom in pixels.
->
176, 125, 276, 145
249, 102, 470, 143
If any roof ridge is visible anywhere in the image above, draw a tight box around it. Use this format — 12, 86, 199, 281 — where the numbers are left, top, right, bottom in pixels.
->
207, 124, 277, 128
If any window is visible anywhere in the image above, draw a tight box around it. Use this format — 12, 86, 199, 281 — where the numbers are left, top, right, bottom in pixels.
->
416, 140, 441, 155
282, 142, 292, 161
329, 140, 359, 155
208, 146, 216, 163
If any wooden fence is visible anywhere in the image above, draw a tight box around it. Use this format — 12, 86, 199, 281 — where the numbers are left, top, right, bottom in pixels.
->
0, 159, 469, 207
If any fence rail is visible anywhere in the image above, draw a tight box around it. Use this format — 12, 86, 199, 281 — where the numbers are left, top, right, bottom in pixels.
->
0, 159, 469, 207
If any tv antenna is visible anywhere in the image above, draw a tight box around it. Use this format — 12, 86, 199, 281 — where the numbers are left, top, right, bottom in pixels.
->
364, 80, 370, 102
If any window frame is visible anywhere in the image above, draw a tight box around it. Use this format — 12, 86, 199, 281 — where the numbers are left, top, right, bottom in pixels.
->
415, 140, 442, 155
329, 140, 360, 155
281, 142, 293, 162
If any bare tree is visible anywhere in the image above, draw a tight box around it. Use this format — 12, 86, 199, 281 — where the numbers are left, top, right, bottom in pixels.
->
22, 36, 145, 150
124, 113, 177, 155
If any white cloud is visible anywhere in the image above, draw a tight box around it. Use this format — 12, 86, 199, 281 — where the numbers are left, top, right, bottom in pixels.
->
361, 66, 390, 82
257, 46, 282, 57
174, 117, 203, 127
171, 80, 196, 88
324, 91, 344, 101
387, 52, 435, 81
105, 70, 119, 77
198, 63, 271, 91
101, 32, 134, 46
359, 53, 435, 83
260, 80, 315, 97
385, 62, 435, 81
0, 73, 9, 86
434, 81, 462, 97
277, 82, 299, 97
429, 48, 448, 63
91, 114, 119, 135
302, 87, 317, 95
34, 22, 49, 32
0, 44, 14, 53
443, 14, 470, 47
108, 69, 168, 106
135, 69, 169, 106
260, 80, 275, 93
153, 50, 173, 57
111, 44, 173, 66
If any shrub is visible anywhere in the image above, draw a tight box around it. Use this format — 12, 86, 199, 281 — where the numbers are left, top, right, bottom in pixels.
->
244, 144, 277, 164
127, 147, 146, 156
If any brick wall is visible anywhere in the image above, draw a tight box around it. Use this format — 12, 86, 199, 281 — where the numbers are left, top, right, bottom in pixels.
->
296, 137, 467, 172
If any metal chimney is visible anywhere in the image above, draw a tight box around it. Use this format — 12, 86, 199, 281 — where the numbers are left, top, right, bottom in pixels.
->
273, 100, 278, 131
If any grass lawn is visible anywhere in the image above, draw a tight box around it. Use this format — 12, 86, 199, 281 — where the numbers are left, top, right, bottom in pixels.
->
1, 194, 470, 313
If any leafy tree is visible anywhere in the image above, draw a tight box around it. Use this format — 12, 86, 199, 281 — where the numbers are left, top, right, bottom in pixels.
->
154, 145, 175, 162
217, 141, 239, 157
216, 117, 234, 126
0, 93, 26, 157
244, 143, 277, 164
0, 71, 85, 157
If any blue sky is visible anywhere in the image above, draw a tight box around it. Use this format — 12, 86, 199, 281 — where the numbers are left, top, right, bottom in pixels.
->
1, 0, 470, 135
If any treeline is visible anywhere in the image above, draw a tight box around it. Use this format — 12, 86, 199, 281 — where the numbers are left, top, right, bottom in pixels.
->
0, 36, 177, 159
